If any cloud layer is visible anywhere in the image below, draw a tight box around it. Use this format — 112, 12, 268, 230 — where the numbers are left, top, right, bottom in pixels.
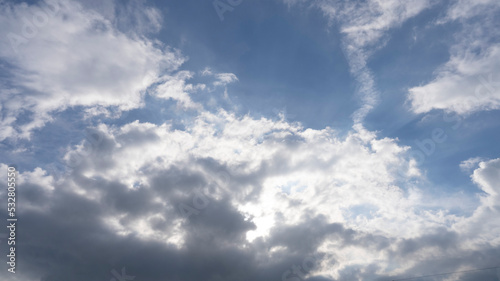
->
0, 0, 184, 140
0, 0, 499, 280
284, 0, 433, 123
408, 0, 500, 115
1, 109, 500, 280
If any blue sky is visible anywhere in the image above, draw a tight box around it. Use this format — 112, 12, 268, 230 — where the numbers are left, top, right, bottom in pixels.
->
1, 0, 500, 280
154, 0, 356, 127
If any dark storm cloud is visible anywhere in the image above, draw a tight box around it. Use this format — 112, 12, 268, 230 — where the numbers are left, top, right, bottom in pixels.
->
2, 123, 500, 281
0, 171, 306, 281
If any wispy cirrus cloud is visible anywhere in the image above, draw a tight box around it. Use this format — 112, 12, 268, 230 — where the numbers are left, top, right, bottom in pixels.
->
284, 0, 433, 124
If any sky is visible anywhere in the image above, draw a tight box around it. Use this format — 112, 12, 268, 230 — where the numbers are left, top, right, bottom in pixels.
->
0, 0, 500, 280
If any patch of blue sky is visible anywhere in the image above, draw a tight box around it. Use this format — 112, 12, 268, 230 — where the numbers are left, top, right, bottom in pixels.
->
154, 0, 356, 132
279, 180, 306, 195
344, 204, 378, 220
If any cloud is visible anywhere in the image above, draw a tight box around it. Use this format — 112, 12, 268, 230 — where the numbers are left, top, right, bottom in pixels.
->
2, 109, 499, 280
454, 158, 500, 243
460, 156, 485, 172
408, 0, 500, 115
283, 0, 433, 124
1, 1, 499, 280
0, 0, 185, 140
151, 71, 206, 109
408, 45, 500, 115
445, 0, 500, 21
201, 67, 239, 88
312, 0, 433, 49
213, 73, 239, 87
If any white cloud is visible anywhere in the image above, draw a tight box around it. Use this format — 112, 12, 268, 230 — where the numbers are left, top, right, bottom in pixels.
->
201, 67, 239, 87
408, 0, 500, 115
445, 0, 500, 21
284, 0, 433, 123
316, 0, 433, 50
454, 158, 500, 244
1, 1, 499, 280
408, 46, 500, 114
213, 73, 238, 87
152, 71, 205, 109
0, 0, 186, 140
4, 109, 499, 279
63, 110, 420, 238
460, 156, 485, 172
58, 110, 470, 269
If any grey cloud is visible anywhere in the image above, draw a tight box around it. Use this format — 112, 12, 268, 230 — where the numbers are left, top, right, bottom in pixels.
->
2, 151, 499, 281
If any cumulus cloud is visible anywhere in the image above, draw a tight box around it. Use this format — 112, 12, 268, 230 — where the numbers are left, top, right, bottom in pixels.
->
455, 158, 500, 243
1, 1, 499, 281
0, 0, 185, 140
408, 0, 500, 115
1, 110, 499, 280
408, 46, 500, 115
